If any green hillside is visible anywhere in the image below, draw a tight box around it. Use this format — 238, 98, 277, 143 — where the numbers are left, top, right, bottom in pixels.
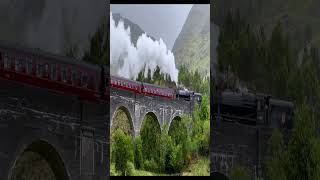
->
173, 5, 210, 78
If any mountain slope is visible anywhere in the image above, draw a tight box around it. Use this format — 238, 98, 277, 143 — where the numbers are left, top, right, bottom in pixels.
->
172, 5, 210, 77
112, 13, 155, 46
213, 0, 320, 50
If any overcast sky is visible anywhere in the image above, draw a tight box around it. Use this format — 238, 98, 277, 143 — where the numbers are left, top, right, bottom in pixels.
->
110, 4, 193, 50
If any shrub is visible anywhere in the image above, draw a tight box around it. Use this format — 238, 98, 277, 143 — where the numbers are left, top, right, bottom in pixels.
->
134, 136, 144, 170
159, 124, 171, 172
111, 143, 115, 163
229, 166, 250, 180
126, 161, 135, 176
166, 115, 193, 173
169, 116, 189, 145
198, 120, 210, 156
144, 159, 159, 172
192, 101, 210, 157
266, 129, 287, 180
286, 102, 320, 180
111, 109, 133, 141
170, 144, 184, 173
164, 136, 175, 173
182, 136, 192, 165
113, 129, 134, 176
140, 114, 161, 163
189, 137, 199, 159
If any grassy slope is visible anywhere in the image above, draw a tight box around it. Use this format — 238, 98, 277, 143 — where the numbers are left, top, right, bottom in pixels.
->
181, 157, 210, 176
174, 33, 210, 77
110, 157, 209, 176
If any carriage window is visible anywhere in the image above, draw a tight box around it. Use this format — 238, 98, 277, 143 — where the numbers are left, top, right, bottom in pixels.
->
44, 64, 48, 77
71, 69, 77, 85
0, 52, 2, 68
50, 64, 57, 80
4, 54, 11, 69
26, 59, 33, 74
37, 64, 42, 77
88, 76, 95, 89
36, 64, 40, 77
15, 59, 24, 72
281, 112, 286, 126
15, 60, 19, 72
81, 72, 88, 87
37, 63, 47, 77
61, 66, 67, 82
257, 101, 261, 111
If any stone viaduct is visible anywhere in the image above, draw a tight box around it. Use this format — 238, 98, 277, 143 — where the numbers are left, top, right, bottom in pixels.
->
110, 87, 198, 136
0, 78, 109, 180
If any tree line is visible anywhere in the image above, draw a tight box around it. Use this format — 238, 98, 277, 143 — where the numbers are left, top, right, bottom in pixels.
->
135, 64, 210, 96
65, 19, 108, 66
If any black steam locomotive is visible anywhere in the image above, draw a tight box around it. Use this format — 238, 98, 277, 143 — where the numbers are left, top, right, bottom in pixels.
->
213, 91, 294, 129
176, 89, 202, 104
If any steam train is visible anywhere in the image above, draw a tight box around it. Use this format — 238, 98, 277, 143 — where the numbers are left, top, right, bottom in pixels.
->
110, 75, 202, 103
213, 91, 294, 129
0, 41, 201, 103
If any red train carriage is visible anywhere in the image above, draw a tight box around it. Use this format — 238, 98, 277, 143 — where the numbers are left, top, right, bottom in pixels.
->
142, 82, 175, 99
110, 75, 142, 93
110, 75, 175, 99
0, 41, 104, 102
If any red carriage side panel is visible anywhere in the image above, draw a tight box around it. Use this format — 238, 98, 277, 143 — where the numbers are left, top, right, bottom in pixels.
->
0, 45, 102, 102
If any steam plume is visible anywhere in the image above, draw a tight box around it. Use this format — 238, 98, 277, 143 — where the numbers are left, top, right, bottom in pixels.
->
110, 12, 179, 83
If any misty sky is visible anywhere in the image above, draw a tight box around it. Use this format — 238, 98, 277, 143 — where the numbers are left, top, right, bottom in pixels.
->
110, 4, 193, 50
0, 0, 106, 56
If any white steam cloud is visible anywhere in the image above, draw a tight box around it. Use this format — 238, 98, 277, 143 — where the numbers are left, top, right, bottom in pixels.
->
110, 12, 179, 83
